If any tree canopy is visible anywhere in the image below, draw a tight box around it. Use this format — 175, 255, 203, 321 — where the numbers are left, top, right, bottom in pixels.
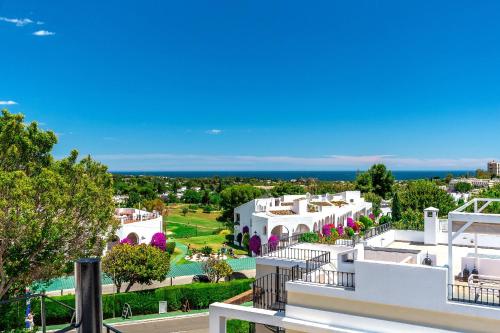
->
397, 180, 456, 216
0, 110, 116, 298
270, 183, 306, 197
355, 164, 394, 199
102, 244, 170, 292
219, 185, 263, 224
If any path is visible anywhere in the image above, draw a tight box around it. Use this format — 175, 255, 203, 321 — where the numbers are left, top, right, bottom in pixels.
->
170, 239, 188, 264
115, 313, 209, 333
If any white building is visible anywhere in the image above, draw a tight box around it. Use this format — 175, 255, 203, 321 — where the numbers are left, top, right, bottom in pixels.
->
113, 208, 163, 245
234, 191, 372, 244
211, 198, 500, 333
449, 177, 500, 190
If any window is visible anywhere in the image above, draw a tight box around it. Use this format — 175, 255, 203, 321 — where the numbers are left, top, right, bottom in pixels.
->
427, 212, 433, 218
263, 226, 267, 235
235, 213, 240, 222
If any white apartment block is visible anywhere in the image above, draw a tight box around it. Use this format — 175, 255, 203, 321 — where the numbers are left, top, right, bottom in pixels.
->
212, 198, 500, 333
234, 191, 372, 245
449, 177, 500, 190
487, 161, 500, 177
112, 208, 163, 245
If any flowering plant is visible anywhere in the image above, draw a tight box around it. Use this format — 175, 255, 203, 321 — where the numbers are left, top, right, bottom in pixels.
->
345, 226, 355, 237
322, 223, 335, 236
120, 237, 133, 245
242, 226, 250, 234
150, 232, 167, 251
249, 235, 262, 255
369, 213, 375, 221
347, 217, 355, 228
268, 234, 279, 251
336, 224, 344, 236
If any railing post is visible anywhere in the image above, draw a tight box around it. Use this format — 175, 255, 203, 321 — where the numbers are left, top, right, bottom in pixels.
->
40, 291, 47, 333
75, 258, 103, 333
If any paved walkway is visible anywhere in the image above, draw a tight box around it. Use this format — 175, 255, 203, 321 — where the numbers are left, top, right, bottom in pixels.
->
115, 313, 209, 333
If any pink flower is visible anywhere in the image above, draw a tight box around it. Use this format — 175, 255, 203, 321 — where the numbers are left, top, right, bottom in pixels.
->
120, 237, 133, 245
249, 235, 262, 255
369, 213, 375, 221
150, 232, 167, 251
347, 217, 355, 228
268, 235, 279, 251
336, 225, 344, 236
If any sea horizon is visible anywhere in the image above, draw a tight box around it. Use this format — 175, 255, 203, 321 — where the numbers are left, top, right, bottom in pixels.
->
111, 170, 475, 181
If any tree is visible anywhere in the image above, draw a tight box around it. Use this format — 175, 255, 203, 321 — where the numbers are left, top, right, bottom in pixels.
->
355, 164, 394, 198
201, 190, 211, 205
182, 189, 202, 203
102, 244, 170, 292
202, 258, 233, 283
270, 183, 306, 197
363, 192, 382, 211
219, 185, 263, 225
398, 180, 456, 216
392, 192, 402, 222
454, 182, 472, 193
0, 110, 117, 299
181, 207, 189, 216
143, 198, 166, 214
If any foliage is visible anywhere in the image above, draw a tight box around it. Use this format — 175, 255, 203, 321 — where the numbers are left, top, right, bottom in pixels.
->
322, 223, 335, 236
359, 216, 373, 229
102, 244, 170, 293
165, 241, 176, 255
242, 233, 250, 250
345, 227, 355, 237
270, 183, 306, 197
183, 189, 202, 204
143, 198, 166, 214
219, 185, 263, 225
476, 169, 493, 179
181, 207, 189, 216
475, 184, 500, 213
392, 209, 424, 230
242, 226, 249, 234
150, 232, 167, 251
355, 164, 394, 199
336, 224, 344, 236
379, 215, 392, 225
363, 192, 382, 211
267, 234, 279, 250
200, 246, 213, 256
202, 258, 233, 283
236, 233, 243, 246
249, 235, 261, 255
392, 192, 402, 222
0, 110, 116, 299
298, 232, 320, 243
120, 237, 134, 245
398, 180, 456, 216
454, 182, 472, 193
21, 279, 254, 326
227, 319, 251, 333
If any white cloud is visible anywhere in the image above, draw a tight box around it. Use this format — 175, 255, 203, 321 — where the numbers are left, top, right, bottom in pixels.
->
0, 17, 33, 27
33, 30, 55, 37
91, 153, 492, 171
206, 129, 222, 135
0, 100, 18, 105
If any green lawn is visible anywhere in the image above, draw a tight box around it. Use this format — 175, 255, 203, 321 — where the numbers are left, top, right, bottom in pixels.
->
178, 234, 247, 256
165, 205, 224, 238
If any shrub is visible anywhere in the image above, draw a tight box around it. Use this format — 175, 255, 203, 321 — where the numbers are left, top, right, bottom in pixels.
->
219, 229, 231, 236
249, 235, 261, 255
347, 217, 355, 228
29, 279, 254, 325
166, 241, 176, 254
360, 215, 373, 229
202, 258, 233, 283
298, 232, 319, 243
225, 234, 235, 243
202, 205, 213, 213
268, 234, 280, 250
379, 215, 392, 225
200, 246, 213, 256
242, 233, 250, 250
336, 224, 344, 236
188, 204, 199, 211
345, 227, 355, 237
354, 221, 364, 232
322, 223, 335, 236
120, 237, 133, 245
150, 232, 167, 251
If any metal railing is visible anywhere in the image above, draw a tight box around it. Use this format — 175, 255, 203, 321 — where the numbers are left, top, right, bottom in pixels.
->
298, 267, 355, 289
259, 233, 303, 257
363, 222, 392, 240
264, 247, 330, 261
448, 284, 500, 307
253, 273, 290, 312
305, 251, 331, 272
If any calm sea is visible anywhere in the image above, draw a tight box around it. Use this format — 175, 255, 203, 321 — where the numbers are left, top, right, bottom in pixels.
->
112, 170, 473, 181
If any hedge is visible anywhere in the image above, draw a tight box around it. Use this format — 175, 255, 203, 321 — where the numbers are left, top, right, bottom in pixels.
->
27, 278, 254, 326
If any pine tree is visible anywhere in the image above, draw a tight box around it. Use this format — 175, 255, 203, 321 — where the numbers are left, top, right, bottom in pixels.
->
392, 192, 402, 222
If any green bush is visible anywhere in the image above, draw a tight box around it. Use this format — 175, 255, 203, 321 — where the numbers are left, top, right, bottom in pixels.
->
379, 215, 392, 225
166, 241, 176, 254
225, 234, 235, 243
298, 232, 319, 243
200, 245, 213, 256
360, 215, 373, 229
29, 279, 254, 326
227, 319, 251, 333
202, 205, 213, 213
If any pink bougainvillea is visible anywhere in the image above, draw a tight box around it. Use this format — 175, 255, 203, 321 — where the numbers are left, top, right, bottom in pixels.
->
369, 213, 375, 221
242, 226, 250, 234
322, 223, 335, 236
336, 224, 344, 236
347, 217, 355, 228
249, 235, 262, 255
268, 234, 279, 251
120, 237, 133, 245
150, 232, 167, 251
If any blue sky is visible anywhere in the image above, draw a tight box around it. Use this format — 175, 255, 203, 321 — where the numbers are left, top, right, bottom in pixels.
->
1, 0, 499, 171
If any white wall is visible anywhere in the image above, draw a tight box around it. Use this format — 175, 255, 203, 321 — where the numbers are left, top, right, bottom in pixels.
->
116, 216, 163, 244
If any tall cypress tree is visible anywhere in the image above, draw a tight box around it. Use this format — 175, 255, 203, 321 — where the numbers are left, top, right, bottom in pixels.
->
392, 192, 402, 222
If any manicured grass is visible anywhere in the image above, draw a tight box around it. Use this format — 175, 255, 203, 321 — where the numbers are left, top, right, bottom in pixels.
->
165, 205, 224, 238
178, 235, 247, 256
